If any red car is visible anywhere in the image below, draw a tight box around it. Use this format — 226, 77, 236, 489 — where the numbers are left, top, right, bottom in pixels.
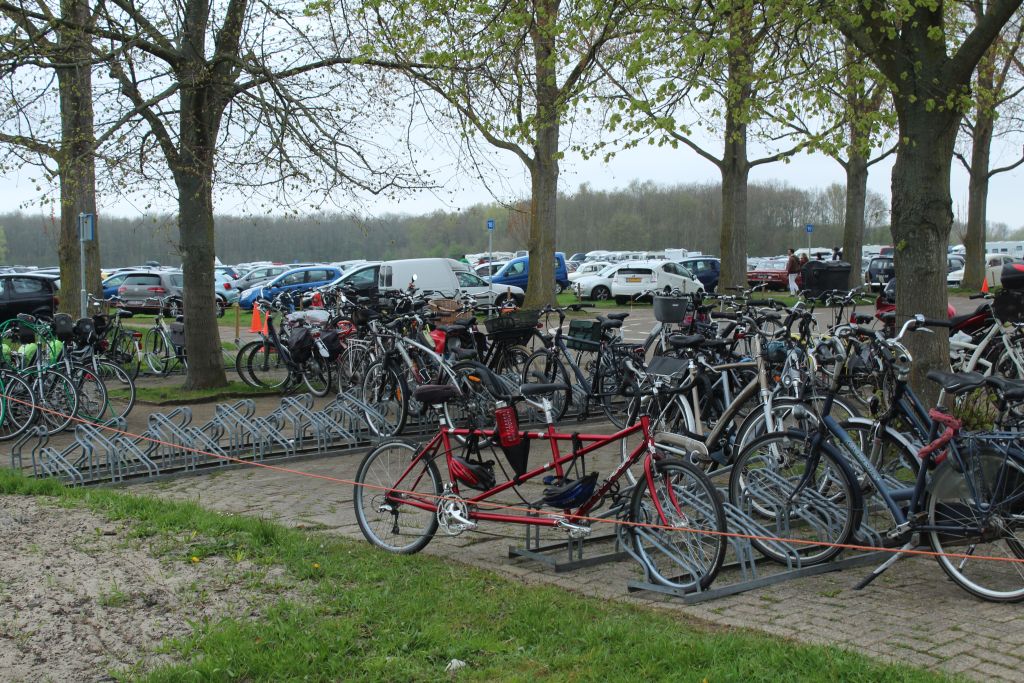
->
747, 260, 801, 291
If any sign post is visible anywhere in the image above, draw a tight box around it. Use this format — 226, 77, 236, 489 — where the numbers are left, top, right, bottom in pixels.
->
805, 223, 813, 256
486, 218, 495, 294
78, 213, 95, 318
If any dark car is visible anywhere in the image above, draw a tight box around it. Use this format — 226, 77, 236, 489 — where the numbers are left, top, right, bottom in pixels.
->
116, 270, 184, 310
679, 257, 720, 292
864, 256, 895, 290
0, 273, 58, 321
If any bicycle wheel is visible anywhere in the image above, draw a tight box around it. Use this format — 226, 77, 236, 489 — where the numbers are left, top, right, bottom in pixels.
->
70, 366, 108, 423
233, 340, 263, 386
734, 395, 859, 450
244, 341, 291, 390
488, 344, 531, 383
336, 341, 374, 392
353, 440, 441, 553
111, 331, 141, 381
627, 457, 727, 592
0, 372, 35, 441
521, 350, 570, 421
728, 430, 862, 565
443, 361, 500, 441
621, 391, 698, 485
95, 361, 136, 420
361, 360, 409, 437
143, 329, 172, 376
302, 355, 333, 397
31, 369, 80, 435
596, 353, 631, 428
928, 449, 1024, 602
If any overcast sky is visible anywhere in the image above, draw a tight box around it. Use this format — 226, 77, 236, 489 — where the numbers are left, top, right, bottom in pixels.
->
2, 135, 1021, 242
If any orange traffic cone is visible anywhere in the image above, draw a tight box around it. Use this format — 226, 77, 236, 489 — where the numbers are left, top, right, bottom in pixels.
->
982, 277, 990, 293
250, 305, 263, 332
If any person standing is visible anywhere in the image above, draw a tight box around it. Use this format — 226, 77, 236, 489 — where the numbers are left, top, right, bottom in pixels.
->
786, 248, 800, 295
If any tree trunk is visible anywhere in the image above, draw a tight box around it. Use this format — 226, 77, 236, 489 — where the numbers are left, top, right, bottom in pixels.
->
842, 152, 868, 289
176, 166, 227, 389
962, 112, 993, 292
891, 108, 959, 405
718, 112, 749, 290
521, 0, 559, 311
56, 0, 100, 316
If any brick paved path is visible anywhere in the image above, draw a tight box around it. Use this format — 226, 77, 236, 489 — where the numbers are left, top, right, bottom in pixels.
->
132, 445, 1024, 681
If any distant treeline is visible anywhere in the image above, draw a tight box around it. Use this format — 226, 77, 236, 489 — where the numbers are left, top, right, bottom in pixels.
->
1, 180, 894, 267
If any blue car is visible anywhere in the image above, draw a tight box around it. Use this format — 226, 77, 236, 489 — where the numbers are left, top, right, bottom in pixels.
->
238, 265, 342, 309
490, 252, 570, 294
678, 257, 720, 293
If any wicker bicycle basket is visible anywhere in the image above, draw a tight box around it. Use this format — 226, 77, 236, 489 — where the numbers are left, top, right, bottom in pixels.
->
428, 298, 462, 326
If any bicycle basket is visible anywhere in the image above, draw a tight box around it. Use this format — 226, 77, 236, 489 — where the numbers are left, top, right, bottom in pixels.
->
428, 298, 461, 326
645, 355, 689, 378
73, 317, 96, 345
993, 289, 1024, 323
52, 313, 75, 342
484, 309, 541, 342
288, 326, 314, 363
169, 321, 186, 348
566, 319, 603, 352
653, 295, 690, 323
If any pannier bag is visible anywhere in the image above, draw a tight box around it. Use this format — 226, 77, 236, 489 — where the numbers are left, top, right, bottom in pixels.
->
52, 313, 75, 342
993, 289, 1024, 323
288, 326, 314, 363
318, 329, 346, 361
169, 321, 187, 349
1001, 262, 1024, 291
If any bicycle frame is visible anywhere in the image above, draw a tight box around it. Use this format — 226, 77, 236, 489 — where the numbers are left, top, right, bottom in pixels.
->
386, 414, 657, 526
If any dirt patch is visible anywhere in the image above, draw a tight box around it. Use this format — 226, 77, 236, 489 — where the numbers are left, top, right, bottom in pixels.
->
0, 495, 288, 682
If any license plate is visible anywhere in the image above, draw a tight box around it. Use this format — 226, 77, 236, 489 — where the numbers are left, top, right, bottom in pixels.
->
127, 300, 144, 307
626, 277, 641, 283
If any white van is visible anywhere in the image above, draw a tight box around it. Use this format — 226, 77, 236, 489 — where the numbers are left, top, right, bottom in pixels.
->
379, 258, 524, 306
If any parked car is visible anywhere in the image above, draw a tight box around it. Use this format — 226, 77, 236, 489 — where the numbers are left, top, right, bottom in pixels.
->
215, 271, 240, 310
864, 256, 895, 290
215, 265, 241, 280
489, 252, 570, 294
568, 260, 611, 283
474, 261, 506, 278
234, 265, 290, 291
378, 258, 525, 306
239, 265, 343, 309
452, 263, 524, 307
325, 261, 383, 298
115, 270, 184, 311
678, 256, 720, 292
611, 260, 703, 304
746, 258, 795, 291
947, 253, 1017, 287
572, 263, 627, 301
0, 273, 58, 321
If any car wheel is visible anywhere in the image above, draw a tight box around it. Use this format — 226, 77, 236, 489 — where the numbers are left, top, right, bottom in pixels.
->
554, 282, 563, 295
614, 296, 628, 305
215, 296, 227, 318
592, 285, 610, 301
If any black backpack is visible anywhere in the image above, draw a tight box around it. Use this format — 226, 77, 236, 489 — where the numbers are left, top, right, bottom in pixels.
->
288, 327, 314, 363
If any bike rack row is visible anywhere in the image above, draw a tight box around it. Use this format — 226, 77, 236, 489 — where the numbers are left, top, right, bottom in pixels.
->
8, 390, 435, 486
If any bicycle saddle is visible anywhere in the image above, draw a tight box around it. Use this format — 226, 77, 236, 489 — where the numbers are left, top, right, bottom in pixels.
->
520, 382, 569, 397
114, 309, 134, 319
925, 370, 986, 395
667, 334, 704, 349
983, 375, 1024, 401
175, 315, 185, 323
605, 312, 629, 321
596, 315, 623, 330
412, 384, 462, 405
454, 316, 477, 327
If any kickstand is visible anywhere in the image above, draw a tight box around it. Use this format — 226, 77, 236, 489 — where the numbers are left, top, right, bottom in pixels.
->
853, 540, 914, 590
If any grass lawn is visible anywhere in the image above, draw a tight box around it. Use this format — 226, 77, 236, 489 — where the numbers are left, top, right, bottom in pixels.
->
125, 380, 276, 404
0, 470, 950, 682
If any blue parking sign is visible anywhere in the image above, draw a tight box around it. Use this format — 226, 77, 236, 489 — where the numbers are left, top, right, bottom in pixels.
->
487, 219, 495, 231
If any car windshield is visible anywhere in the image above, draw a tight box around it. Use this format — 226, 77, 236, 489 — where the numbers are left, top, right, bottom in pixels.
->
597, 264, 619, 277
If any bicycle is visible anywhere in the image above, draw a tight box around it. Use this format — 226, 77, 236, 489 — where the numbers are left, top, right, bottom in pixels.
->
89, 295, 143, 380
142, 296, 188, 376
730, 314, 1024, 601
0, 315, 80, 435
353, 370, 728, 592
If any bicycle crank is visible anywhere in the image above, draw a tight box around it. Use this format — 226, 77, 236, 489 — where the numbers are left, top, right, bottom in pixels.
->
437, 491, 477, 536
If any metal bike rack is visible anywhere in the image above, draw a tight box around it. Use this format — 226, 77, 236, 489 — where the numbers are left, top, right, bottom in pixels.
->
508, 505, 630, 573
11, 427, 84, 486
72, 419, 160, 484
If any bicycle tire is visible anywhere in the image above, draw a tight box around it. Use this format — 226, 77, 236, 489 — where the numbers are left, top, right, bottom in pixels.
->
353, 440, 441, 553
728, 429, 863, 566
928, 449, 1024, 602
30, 369, 80, 435
0, 371, 36, 441
336, 341, 374, 393
233, 340, 262, 386
244, 341, 291, 390
361, 360, 409, 437
627, 456, 727, 592
111, 331, 141, 381
734, 395, 859, 451
95, 361, 136, 421
596, 352, 631, 429
521, 349, 570, 421
143, 328, 171, 376
70, 366, 108, 423
443, 361, 501, 442
302, 354, 333, 397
